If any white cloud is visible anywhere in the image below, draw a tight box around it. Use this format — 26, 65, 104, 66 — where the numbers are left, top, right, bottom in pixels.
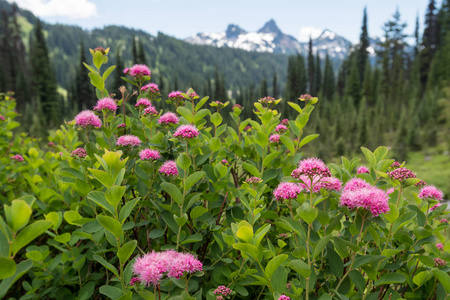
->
7, 0, 97, 19
297, 26, 323, 42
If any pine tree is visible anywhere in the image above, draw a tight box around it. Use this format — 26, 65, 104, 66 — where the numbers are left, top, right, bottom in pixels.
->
260, 78, 268, 97
345, 57, 361, 104
420, 0, 439, 90
357, 7, 370, 82
131, 34, 137, 64
322, 54, 335, 100
137, 39, 147, 65
314, 55, 322, 95
30, 19, 59, 126
75, 39, 95, 110
414, 15, 420, 56
308, 37, 315, 94
272, 72, 278, 98
113, 49, 124, 92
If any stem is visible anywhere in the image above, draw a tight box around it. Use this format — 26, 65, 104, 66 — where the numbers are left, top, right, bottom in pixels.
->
305, 184, 314, 300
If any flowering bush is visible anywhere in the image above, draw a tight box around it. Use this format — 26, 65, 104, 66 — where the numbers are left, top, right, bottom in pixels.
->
0, 48, 449, 300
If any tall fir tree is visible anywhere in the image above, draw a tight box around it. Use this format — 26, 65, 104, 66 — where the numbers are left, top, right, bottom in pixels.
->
322, 53, 335, 100
357, 7, 370, 83
131, 34, 137, 64
314, 55, 322, 95
113, 49, 124, 92
137, 39, 147, 65
345, 56, 361, 104
30, 19, 59, 126
260, 78, 268, 97
307, 37, 315, 94
414, 15, 420, 56
420, 0, 439, 90
272, 72, 278, 98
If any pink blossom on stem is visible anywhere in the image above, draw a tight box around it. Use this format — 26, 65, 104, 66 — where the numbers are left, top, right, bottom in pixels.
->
440, 219, 448, 223
419, 185, 444, 201
74, 110, 102, 128
71, 148, 87, 158
159, 160, 178, 176
298, 175, 341, 193
125, 64, 151, 78
275, 124, 288, 133
269, 134, 280, 143
278, 295, 291, 300
246, 177, 262, 184
173, 124, 200, 139
117, 123, 126, 128
143, 106, 158, 116
390, 161, 401, 169
233, 104, 243, 110
116, 135, 142, 147
135, 98, 152, 108
343, 178, 373, 192
430, 203, 442, 211
434, 258, 447, 267
214, 286, 232, 297
387, 167, 416, 181
11, 155, 24, 162
273, 182, 302, 201
437, 243, 444, 250
93, 97, 118, 111
139, 149, 161, 161
130, 277, 140, 286
357, 166, 370, 174
0, 115, 5, 121
141, 83, 160, 94
291, 157, 331, 179
168, 91, 185, 101
158, 112, 179, 125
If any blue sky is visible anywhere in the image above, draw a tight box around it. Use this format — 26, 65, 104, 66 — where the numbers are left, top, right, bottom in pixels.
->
8, 0, 434, 43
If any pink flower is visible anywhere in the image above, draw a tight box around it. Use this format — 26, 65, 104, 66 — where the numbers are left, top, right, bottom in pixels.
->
275, 124, 288, 133
117, 123, 126, 128
244, 126, 252, 131
258, 96, 276, 105
159, 112, 179, 125
117, 135, 142, 147
340, 178, 390, 217
387, 167, 416, 181
440, 219, 448, 224
387, 188, 395, 195
281, 119, 289, 125
357, 166, 370, 174
419, 185, 444, 201
298, 175, 341, 193
299, 94, 312, 101
168, 91, 185, 101
437, 243, 444, 250
0, 115, 5, 121
273, 182, 302, 201
135, 98, 152, 108
187, 90, 198, 99
246, 177, 262, 184
143, 106, 158, 116
318, 177, 342, 192
214, 286, 232, 297
221, 159, 229, 166
132, 250, 202, 286
278, 295, 291, 300
390, 161, 401, 169
141, 83, 160, 94
48, 142, 56, 147
173, 124, 200, 139
74, 110, 102, 128
93, 97, 118, 111
130, 277, 140, 286
291, 157, 331, 179
125, 64, 151, 78
430, 203, 442, 211
434, 258, 447, 267
233, 104, 243, 110
71, 148, 87, 158
159, 160, 178, 176
269, 134, 280, 143
139, 149, 161, 161
11, 155, 24, 162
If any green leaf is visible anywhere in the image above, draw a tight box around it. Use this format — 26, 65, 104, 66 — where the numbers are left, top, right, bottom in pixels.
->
96, 215, 123, 243
190, 206, 208, 219
193, 108, 210, 123
255, 131, 268, 148
119, 198, 140, 224
263, 151, 281, 168
297, 202, 318, 225
413, 271, 431, 287
118, 240, 137, 266
11, 220, 52, 256
93, 50, 104, 69
280, 136, 295, 154
353, 255, 385, 269
374, 146, 389, 162
88, 168, 114, 188
161, 182, 183, 206
54, 233, 71, 244
177, 153, 191, 170
185, 171, 205, 190
102, 65, 116, 81
361, 147, 377, 168
384, 203, 399, 224
5, 200, 32, 232
210, 112, 223, 127
242, 162, 260, 177
288, 259, 310, 278
64, 210, 83, 225
0, 260, 33, 298
79, 281, 96, 300
432, 269, 450, 294
265, 254, 288, 279
236, 227, 253, 243
87, 191, 115, 215
392, 211, 416, 233
99, 285, 123, 300
233, 243, 259, 261
296, 112, 309, 129
209, 137, 221, 152
287, 101, 302, 113
105, 186, 126, 210
94, 255, 119, 277
88, 72, 104, 90
174, 213, 188, 227
177, 106, 194, 123
374, 273, 406, 286
313, 235, 331, 259
298, 134, 319, 148
117, 291, 132, 300
349, 270, 366, 293
0, 257, 16, 279
195, 96, 209, 112
181, 233, 203, 245
83, 62, 96, 73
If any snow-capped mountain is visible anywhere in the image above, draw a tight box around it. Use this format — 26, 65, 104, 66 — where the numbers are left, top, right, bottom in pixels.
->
185, 19, 352, 60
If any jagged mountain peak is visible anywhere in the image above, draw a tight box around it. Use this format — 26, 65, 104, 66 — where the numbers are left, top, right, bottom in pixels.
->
257, 19, 282, 35
226, 24, 247, 38
317, 29, 337, 40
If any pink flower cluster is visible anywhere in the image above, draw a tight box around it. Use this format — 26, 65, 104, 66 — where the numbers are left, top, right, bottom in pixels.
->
390, 161, 401, 169
124, 64, 151, 78
159, 160, 178, 176
339, 178, 390, 216
418, 185, 444, 201
430, 203, 442, 211
187, 91, 198, 99
357, 166, 370, 174
297, 175, 341, 193
269, 134, 280, 143
135, 98, 152, 108
132, 250, 202, 286
93, 97, 118, 111
291, 157, 331, 179
130, 277, 140, 286
116, 135, 142, 147
441, 219, 448, 223
214, 286, 232, 297
281, 119, 289, 125
275, 124, 288, 133
246, 177, 262, 184
173, 124, 200, 139
415, 180, 427, 187
143, 106, 158, 116
233, 104, 243, 110
221, 159, 229, 166
437, 243, 444, 250
273, 182, 302, 201
74, 110, 102, 128
71, 148, 87, 158
434, 258, 447, 267
168, 91, 185, 101
387, 167, 416, 181
139, 149, 161, 161
117, 123, 126, 128
159, 112, 179, 125
258, 96, 276, 105
141, 83, 160, 94
0, 115, 5, 121
11, 155, 24, 162
278, 295, 291, 300
299, 94, 312, 101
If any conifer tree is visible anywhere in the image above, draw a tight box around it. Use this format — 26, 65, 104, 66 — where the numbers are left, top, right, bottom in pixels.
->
357, 7, 370, 82
345, 57, 361, 104
314, 55, 322, 95
322, 54, 335, 100
131, 34, 137, 64
414, 15, 420, 56
137, 39, 147, 65
260, 78, 268, 97
113, 49, 124, 92
420, 0, 439, 90
308, 37, 315, 94
272, 72, 278, 98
